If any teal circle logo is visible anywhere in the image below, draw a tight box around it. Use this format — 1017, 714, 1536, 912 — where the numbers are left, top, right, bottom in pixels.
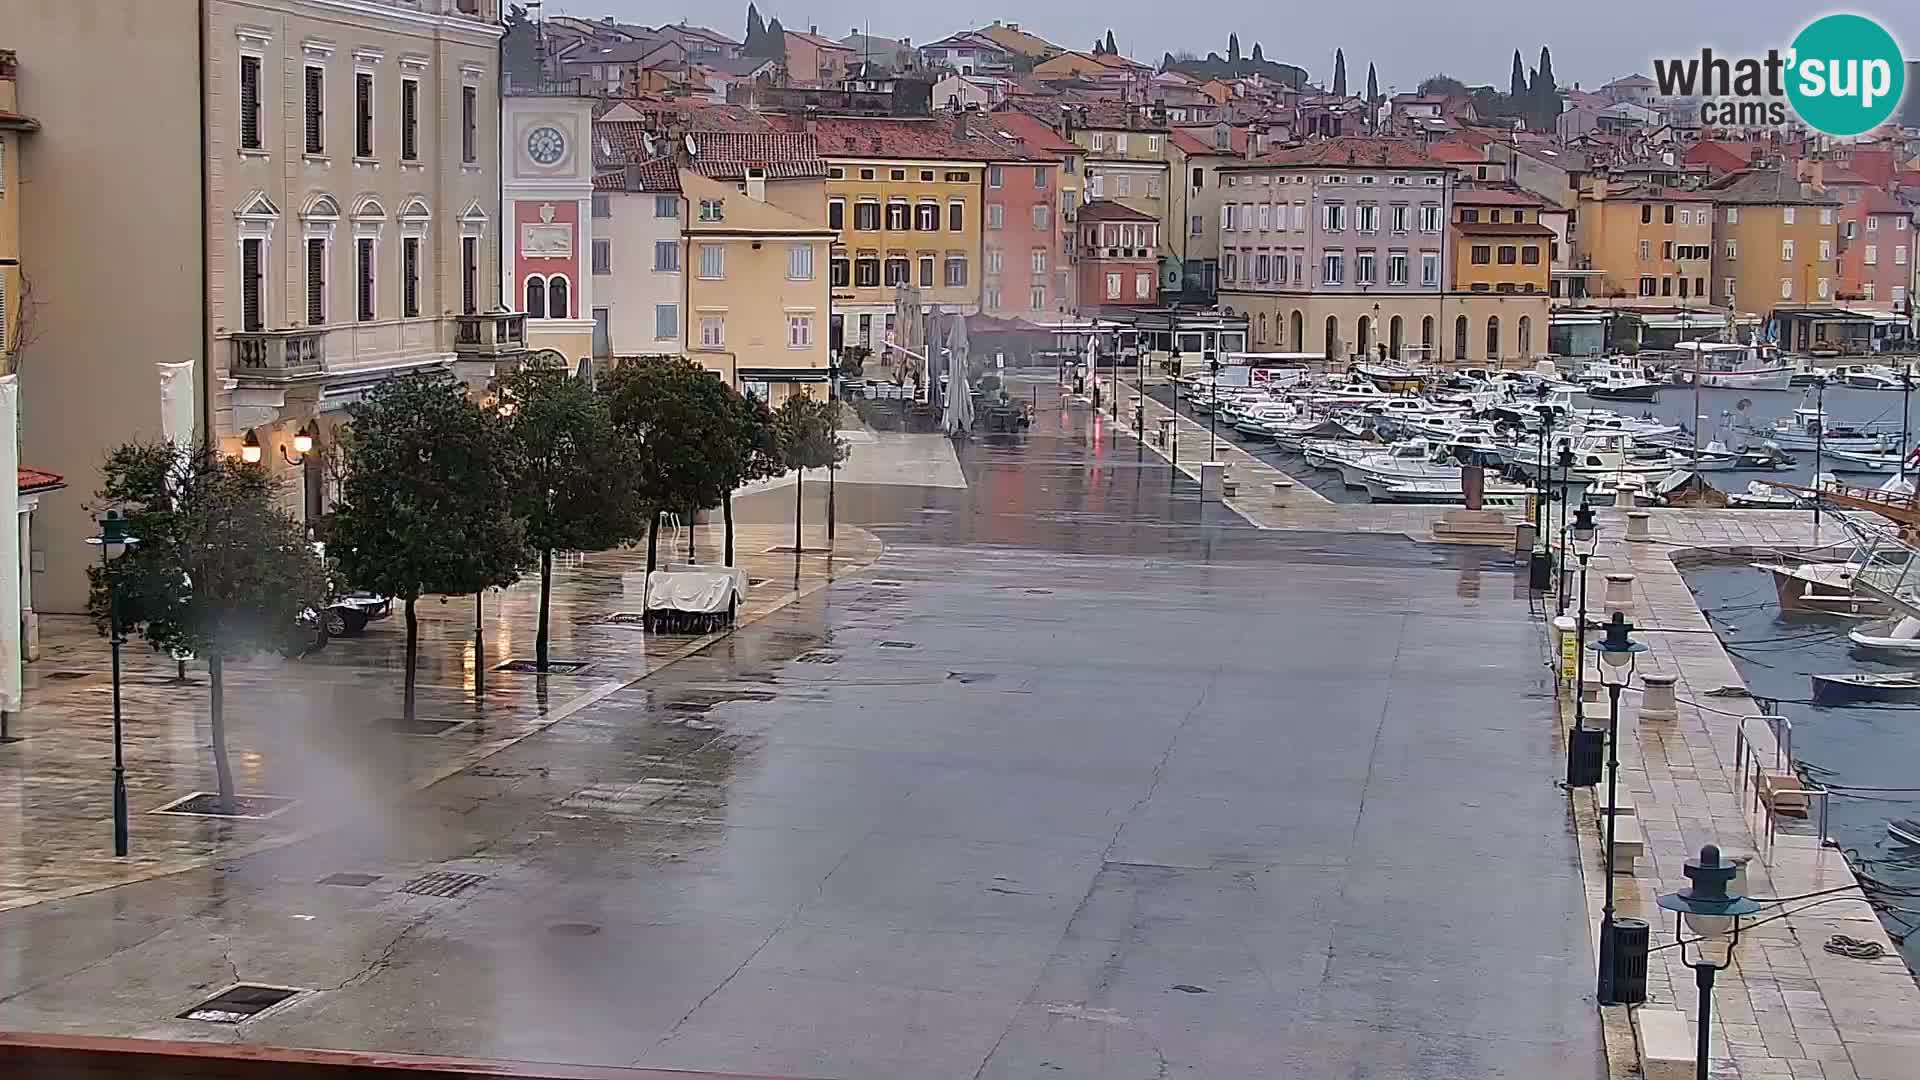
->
1786, 14, 1905, 137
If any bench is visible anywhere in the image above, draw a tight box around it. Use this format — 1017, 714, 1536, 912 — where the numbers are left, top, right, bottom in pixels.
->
1596, 784, 1637, 823
1607, 814, 1645, 873
1634, 1007, 1696, 1080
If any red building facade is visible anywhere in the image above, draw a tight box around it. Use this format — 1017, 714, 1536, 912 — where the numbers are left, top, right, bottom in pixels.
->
1074, 200, 1158, 313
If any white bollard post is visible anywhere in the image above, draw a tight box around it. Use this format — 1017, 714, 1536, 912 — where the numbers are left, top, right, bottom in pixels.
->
1604, 572, 1636, 618
1199, 461, 1224, 501
1626, 510, 1652, 543
1638, 673, 1679, 721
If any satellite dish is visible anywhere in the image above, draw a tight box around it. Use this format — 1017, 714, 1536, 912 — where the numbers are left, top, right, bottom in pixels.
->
684, 134, 699, 158
599, 135, 613, 159
641, 132, 656, 155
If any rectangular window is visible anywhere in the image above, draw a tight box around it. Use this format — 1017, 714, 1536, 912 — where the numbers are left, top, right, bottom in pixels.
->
400, 236, 421, 317
828, 199, 845, 230
1497, 246, 1517, 265
1661, 277, 1673, 297
1387, 252, 1408, 285
855, 201, 880, 230
1135, 272, 1150, 298
985, 249, 1003, 275
1663, 204, 1674, 224
355, 72, 374, 158
788, 244, 815, 280
655, 194, 678, 218
1640, 240, 1652, 261
830, 258, 850, 287
655, 304, 678, 340
944, 256, 967, 287
1725, 277, 1736, 297
1106, 272, 1121, 299
854, 257, 880, 287
1221, 204, 1234, 231
306, 238, 326, 325
1321, 251, 1343, 285
1115, 175, 1131, 197
787, 314, 813, 349
1820, 207, 1833, 225
988, 165, 1003, 188
400, 78, 419, 161
304, 66, 325, 154
949, 202, 964, 231
1726, 207, 1739, 224
1420, 205, 1442, 232
884, 256, 908, 286
1865, 244, 1878, 265
889, 201, 911, 230
1031, 285, 1046, 310
1356, 251, 1375, 284
461, 235, 478, 314
654, 240, 680, 272
241, 237, 264, 331
462, 86, 477, 163
1421, 251, 1439, 286
1471, 245, 1491, 265
1641, 205, 1652, 224
1033, 204, 1050, 229
699, 243, 724, 279
1358, 204, 1378, 232
1115, 134, 1128, 153
698, 199, 724, 223
1725, 241, 1738, 259
1868, 216, 1880, 232
1391, 205, 1408, 232
1639, 276, 1656, 297
1821, 239, 1833, 260
1780, 278, 1793, 299
1254, 254, 1270, 283
591, 238, 611, 275
356, 237, 375, 321
1323, 203, 1345, 231
916, 203, 939, 231
1782, 239, 1795, 260
1662, 240, 1673, 260
699, 314, 724, 349
984, 287, 1001, 311
590, 194, 610, 218
1898, 246, 1909, 265
240, 55, 262, 150
1035, 167, 1048, 189
919, 255, 935, 287
1783, 207, 1796, 225
986, 204, 1004, 230
1521, 246, 1540, 265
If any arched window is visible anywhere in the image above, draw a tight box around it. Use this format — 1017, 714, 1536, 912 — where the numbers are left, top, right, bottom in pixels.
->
1454, 315, 1469, 361
1290, 311, 1304, 353
1389, 315, 1404, 359
1258, 312, 1268, 344
1421, 315, 1435, 359
1356, 315, 1371, 359
1486, 316, 1501, 360
1518, 315, 1533, 357
1324, 315, 1340, 360
525, 276, 547, 319
548, 274, 570, 320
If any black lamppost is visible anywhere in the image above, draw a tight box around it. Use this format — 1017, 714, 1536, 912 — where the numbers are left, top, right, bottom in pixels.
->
1571, 503, 1598, 731
1169, 343, 1183, 470
1207, 348, 1221, 461
1814, 375, 1826, 531
87, 509, 140, 858
1556, 445, 1577, 614
1592, 610, 1647, 1005
1656, 846, 1762, 1080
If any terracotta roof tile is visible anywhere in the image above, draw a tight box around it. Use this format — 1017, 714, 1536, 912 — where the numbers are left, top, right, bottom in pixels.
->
1424, 141, 1484, 164
1168, 126, 1247, 156
1705, 167, 1839, 205
1455, 221, 1557, 236
784, 115, 1044, 162
986, 110, 1080, 156
1454, 187, 1548, 207
1251, 137, 1444, 169
18, 468, 63, 494
1075, 199, 1157, 222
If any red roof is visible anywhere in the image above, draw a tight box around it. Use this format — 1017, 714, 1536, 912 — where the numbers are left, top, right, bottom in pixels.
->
18, 468, 63, 494
1076, 199, 1157, 222
1454, 221, 1556, 237
986, 110, 1080, 156
1249, 137, 1443, 170
1859, 188, 1910, 216
1168, 126, 1248, 156
1820, 167, 1873, 185
1454, 187, 1548, 208
1424, 141, 1484, 164
784, 115, 1043, 163
594, 162, 678, 192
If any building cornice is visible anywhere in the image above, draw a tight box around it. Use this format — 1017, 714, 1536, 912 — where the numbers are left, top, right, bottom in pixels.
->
233, 0, 505, 43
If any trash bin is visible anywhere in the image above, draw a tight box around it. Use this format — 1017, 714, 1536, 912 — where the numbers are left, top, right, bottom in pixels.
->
1567, 726, 1604, 787
1608, 918, 1650, 1005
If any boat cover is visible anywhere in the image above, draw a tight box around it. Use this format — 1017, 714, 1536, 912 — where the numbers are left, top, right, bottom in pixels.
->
646, 569, 747, 614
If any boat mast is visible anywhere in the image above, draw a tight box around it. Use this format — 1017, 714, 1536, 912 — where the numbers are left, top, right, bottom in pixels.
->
1903, 364, 1912, 484
1686, 308, 1700, 473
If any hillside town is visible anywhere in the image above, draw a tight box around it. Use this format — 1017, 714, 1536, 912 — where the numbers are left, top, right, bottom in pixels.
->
7, 5, 1920, 1080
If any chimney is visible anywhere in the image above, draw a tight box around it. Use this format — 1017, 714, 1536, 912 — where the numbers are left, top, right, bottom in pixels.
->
953, 107, 969, 139
1008, 22, 1019, 30
624, 163, 644, 191
809, 24, 817, 35
804, 103, 819, 136
1245, 124, 1263, 160
745, 166, 767, 202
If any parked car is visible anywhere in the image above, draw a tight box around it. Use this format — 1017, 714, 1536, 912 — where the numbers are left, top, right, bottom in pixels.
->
309, 541, 392, 637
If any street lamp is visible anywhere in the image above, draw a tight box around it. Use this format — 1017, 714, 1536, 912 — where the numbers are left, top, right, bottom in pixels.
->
239, 429, 263, 464
1656, 845, 1763, 1080
1592, 610, 1647, 1005
1207, 348, 1221, 461
1556, 445, 1577, 614
1169, 342, 1183, 470
1572, 501, 1597, 726
86, 510, 140, 858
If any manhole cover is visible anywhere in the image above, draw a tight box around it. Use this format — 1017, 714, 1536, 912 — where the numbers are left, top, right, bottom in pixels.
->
602, 612, 648, 627
180, 984, 301, 1023
548, 922, 602, 937
494, 659, 593, 675
317, 873, 380, 887
878, 641, 917, 649
794, 651, 839, 664
152, 792, 297, 820
1024, 588, 1055, 595
44, 671, 92, 681
399, 871, 487, 899
374, 716, 462, 736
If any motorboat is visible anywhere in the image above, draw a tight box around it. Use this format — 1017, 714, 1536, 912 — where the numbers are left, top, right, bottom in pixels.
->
1354, 362, 1431, 394
1676, 341, 1795, 391
1826, 441, 1913, 475
1753, 560, 1889, 617
1726, 481, 1800, 509
1734, 443, 1797, 471
1234, 402, 1299, 439
1584, 374, 1665, 401
1507, 433, 1677, 482
1849, 615, 1920, 657
1789, 358, 1828, 386
1744, 401, 1901, 452
1835, 364, 1907, 391
1304, 381, 1395, 407
1664, 440, 1742, 472
1811, 671, 1920, 705
1888, 819, 1920, 846
1363, 476, 1532, 506
1273, 417, 1364, 452
1336, 439, 1450, 488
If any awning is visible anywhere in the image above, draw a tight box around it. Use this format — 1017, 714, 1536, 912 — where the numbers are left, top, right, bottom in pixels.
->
737, 367, 831, 383
1549, 314, 1606, 326
1639, 312, 1728, 330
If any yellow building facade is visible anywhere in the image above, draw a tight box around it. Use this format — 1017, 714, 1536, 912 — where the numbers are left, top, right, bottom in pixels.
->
0, 51, 30, 369
1573, 182, 1715, 303
681, 170, 835, 405
1703, 169, 1841, 317
822, 153, 985, 349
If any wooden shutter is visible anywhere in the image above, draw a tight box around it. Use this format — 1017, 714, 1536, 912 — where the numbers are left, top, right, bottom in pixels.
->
306, 238, 326, 324
241, 239, 263, 332
304, 67, 324, 154
239, 56, 261, 149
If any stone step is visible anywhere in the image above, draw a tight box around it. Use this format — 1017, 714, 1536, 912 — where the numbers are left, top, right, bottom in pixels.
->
1608, 814, 1645, 873
1633, 1007, 1695, 1080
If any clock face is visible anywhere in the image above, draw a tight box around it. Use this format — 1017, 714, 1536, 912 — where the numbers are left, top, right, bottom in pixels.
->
527, 126, 566, 165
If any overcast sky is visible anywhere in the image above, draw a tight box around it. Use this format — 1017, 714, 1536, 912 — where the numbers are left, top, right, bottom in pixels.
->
543, 1, 1917, 92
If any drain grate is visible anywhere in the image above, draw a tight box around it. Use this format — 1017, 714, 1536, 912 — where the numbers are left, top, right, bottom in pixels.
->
601, 612, 648, 627
180, 984, 301, 1023
317, 873, 380, 888
152, 792, 296, 820
44, 671, 92, 681
869, 580, 905, 589
878, 641, 917, 649
747, 577, 770, 588
947, 672, 996, 684
1024, 588, 1055, 595
494, 659, 592, 675
374, 716, 462, 737
794, 651, 839, 664
399, 871, 487, 899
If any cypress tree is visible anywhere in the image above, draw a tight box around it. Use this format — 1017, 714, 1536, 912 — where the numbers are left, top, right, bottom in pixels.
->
1228, 34, 1241, 64
745, 4, 765, 55
1105, 30, 1118, 55
1509, 50, 1527, 100
1332, 49, 1347, 97
1251, 42, 1264, 63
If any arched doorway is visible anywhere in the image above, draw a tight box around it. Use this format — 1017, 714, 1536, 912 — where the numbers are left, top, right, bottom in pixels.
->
1290, 310, 1304, 353
1422, 315, 1435, 360
1454, 315, 1469, 361
1259, 312, 1269, 345
1389, 315, 1404, 359
1518, 315, 1533, 357
1324, 315, 1340, 360
1486, 316, 1501, 361
1356, 316, 1372, 358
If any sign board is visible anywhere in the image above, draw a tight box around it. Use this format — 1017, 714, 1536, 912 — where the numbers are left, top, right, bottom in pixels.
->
1250, 368, 1271, 386
1560, 630, 1577, 682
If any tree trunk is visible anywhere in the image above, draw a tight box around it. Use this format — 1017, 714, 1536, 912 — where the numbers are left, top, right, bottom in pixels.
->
723, 492, 735, 566
827, 462, 837, 548
536, 546, 553, 672
403, 596, 419, 722
687, 506, 697, 564
793, 469, 804, 573
646, 513, 659, 574
209, 653, 235, 813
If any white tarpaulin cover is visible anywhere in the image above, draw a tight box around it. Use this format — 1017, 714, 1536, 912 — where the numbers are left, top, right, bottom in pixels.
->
647, 569, 747, 614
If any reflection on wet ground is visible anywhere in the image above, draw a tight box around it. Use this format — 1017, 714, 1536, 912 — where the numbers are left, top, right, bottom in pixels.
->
0, 381, 1599, 1079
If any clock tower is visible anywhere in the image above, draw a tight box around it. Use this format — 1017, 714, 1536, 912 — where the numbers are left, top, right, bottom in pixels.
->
501, 93, 596, 363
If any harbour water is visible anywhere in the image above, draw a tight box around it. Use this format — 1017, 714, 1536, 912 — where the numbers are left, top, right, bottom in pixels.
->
1682, 562, 1920, 975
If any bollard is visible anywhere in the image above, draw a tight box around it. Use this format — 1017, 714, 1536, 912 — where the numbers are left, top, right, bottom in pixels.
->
1625, 510, 1652, 543
1156, 417, 1173, 447
1199, 461, 1225, 501
1638, 673, 1678, 721
1603, 572, 1635, 617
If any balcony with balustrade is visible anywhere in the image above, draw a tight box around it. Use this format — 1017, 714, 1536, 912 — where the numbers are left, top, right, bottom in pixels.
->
454, 310, 528, 362
230, 329, 327, 384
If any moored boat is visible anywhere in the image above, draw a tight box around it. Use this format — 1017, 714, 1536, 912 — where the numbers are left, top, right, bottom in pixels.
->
1811, 670, 1920, 705
1754, 561, 1889, 617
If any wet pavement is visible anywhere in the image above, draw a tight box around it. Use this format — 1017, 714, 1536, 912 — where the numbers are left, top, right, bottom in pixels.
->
0, 383, 1601, 1079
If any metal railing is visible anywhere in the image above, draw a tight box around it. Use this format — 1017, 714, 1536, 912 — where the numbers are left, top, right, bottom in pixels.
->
1734, 714, 1831, 861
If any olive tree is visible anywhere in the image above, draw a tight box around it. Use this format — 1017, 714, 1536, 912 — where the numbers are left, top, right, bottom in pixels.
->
87, 443, 329, 813
772, 395, 850, 559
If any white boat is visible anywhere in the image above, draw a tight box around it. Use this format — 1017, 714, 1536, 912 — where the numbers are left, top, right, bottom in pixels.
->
1744, 401, 1900, 452
1584, 373, 1666, 402
1664, 440, 1742, 472
1304, 381, 1395, 407
1753, 560, 1889, 617
1849, 615, 1920, 657
1274, 418, 1364, 452
1827, 441, 1912, 474
1363, 476, 1532, 506
1234, 402, 1299, 439
1337, 439, 1448, 487
1835, 364, 1906, 391
1674, 341, 1794, 391
1726, 481, 1800, 509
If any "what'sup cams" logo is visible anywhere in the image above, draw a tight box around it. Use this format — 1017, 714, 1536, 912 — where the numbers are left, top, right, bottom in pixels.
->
1652, 13, 1906, 137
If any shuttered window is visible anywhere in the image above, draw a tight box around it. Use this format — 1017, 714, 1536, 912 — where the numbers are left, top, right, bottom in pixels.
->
462, 87, 478, 163
241, 238, 264, 332
306, 239, 326, 325
239, 56, 262, 150
400, 79, 419, 161
355, 73, 373, 157
461, 236, 478, 314
356, 238, 375, 321
304, 66, 324, 154
402, 237, 420, 317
